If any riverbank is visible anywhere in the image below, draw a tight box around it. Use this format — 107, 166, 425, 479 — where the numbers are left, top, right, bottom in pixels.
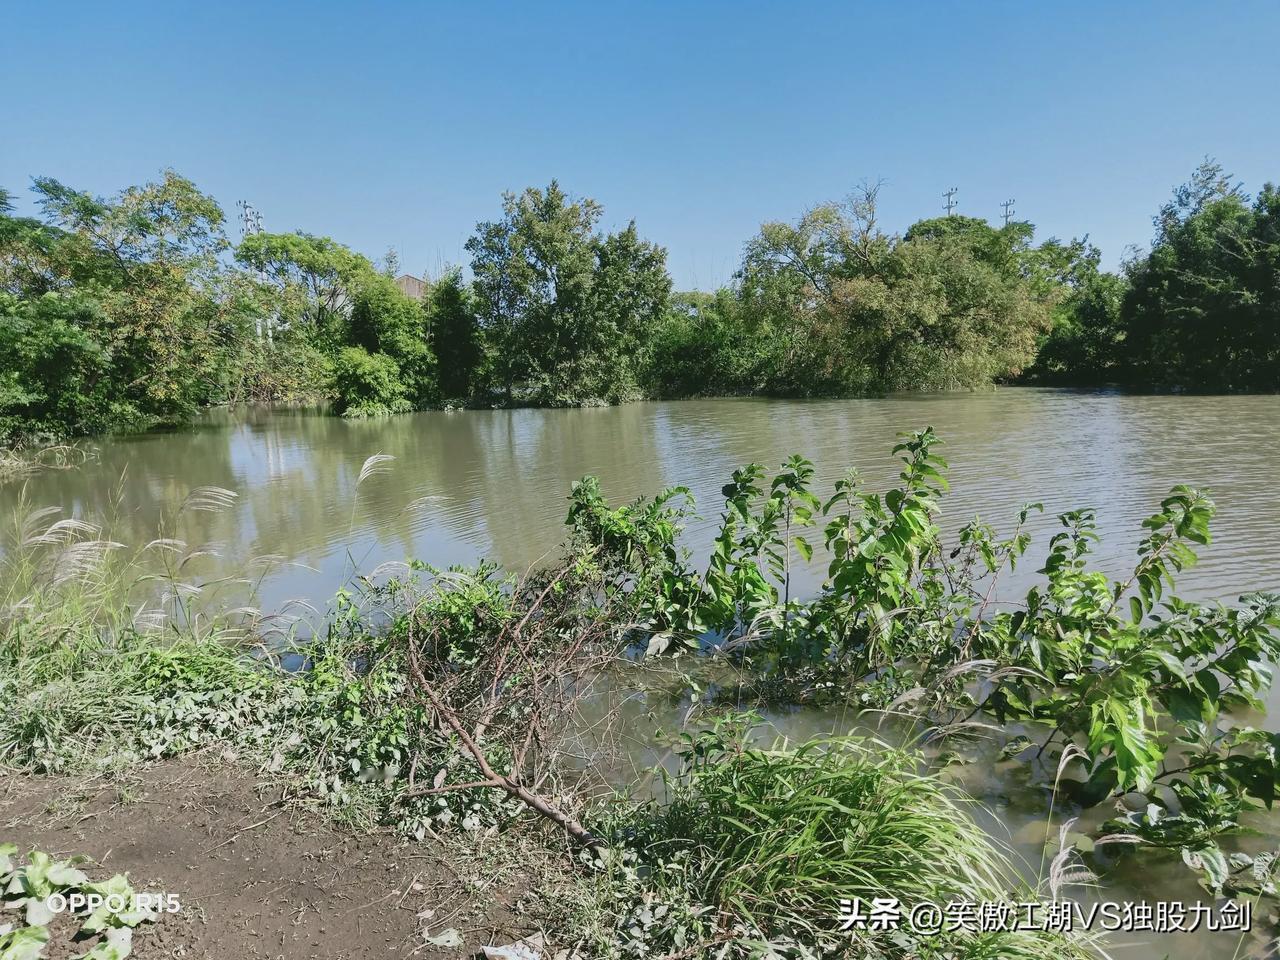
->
5, 428, 1280, 958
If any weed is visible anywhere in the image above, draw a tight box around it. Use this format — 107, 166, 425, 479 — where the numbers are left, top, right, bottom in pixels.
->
0, 843, 162, 960
566, 720, 1099, 959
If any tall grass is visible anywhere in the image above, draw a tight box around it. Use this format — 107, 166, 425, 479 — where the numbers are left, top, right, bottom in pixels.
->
664, 739, 1006, 915
596, 728, 1101, 958
0, 443, 96, 485
0, 482, 272, 771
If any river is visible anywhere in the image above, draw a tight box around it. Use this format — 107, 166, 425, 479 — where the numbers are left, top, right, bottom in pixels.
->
13, 388, 1280, 611
8, 387, 1280, 959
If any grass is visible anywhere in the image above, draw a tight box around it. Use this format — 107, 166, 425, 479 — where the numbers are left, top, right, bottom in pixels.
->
0, 490, 528, 840
567, 722, 1102, 959
666, 741, 1006, 915
0, 486, 271, 773
0, 443, 95, 484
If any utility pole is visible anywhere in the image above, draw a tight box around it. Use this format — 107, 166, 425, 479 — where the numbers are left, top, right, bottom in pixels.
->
1001, 198, 1016, 226
944, 187, 958, 216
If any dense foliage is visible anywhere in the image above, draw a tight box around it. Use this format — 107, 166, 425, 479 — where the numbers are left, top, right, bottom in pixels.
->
1031, 160, 1280, 389
4, 159, 1278, 446
590, 719, 1096, 959
466, 181, 672, 405
570, 429, 1280, 901
0, 175, 260, 442
642, 189, 1066, 397
1124, 163, 1280, 391
233, 229, 432, 415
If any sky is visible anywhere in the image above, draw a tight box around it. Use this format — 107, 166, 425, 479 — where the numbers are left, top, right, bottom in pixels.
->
4, 1, 1279, 290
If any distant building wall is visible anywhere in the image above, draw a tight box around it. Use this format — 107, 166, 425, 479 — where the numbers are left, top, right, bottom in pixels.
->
395, 274, 427, 300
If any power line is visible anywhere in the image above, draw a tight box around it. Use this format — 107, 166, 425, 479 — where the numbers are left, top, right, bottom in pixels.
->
943, 187, 958, 216
1001, 198, 1016, 226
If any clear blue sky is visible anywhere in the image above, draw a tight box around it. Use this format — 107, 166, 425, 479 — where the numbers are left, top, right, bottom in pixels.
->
5, 1, 1278, 289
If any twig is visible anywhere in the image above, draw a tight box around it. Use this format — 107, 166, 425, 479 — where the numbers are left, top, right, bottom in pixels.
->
202, 810, 284, 853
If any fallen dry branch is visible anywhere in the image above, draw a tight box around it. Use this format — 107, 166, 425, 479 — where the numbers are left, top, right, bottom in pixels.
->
400, 563, 628, 854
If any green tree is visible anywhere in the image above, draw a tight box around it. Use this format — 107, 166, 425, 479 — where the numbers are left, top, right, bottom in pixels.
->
0, 188, 66, 297
730, 185, 1057, 395
589, 222, 673, 399
1122, 160, 1280, 390
1028, 267, 1128, 385
348, 274, 434, 405
466, 181, 671, 404
428, 269, 484, 401
643, 290, 771, 397
0, 292, 123, 443
234, 231, 374, 345
1, 171, 249, 433
236, 231, 437, 413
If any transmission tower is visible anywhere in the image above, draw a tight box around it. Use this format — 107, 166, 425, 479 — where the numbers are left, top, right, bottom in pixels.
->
944, 187, 958, 216
236, 199, 263, 238
235, 200, 270, 344
1001, 198, 1016, 226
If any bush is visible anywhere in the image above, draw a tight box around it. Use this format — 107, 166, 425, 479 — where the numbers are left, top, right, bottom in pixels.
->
0, 292, 143, 444
642, 291, 776, 398
347, 275, 435, 404
233, 335, 332, 404
330, 345, 410, 417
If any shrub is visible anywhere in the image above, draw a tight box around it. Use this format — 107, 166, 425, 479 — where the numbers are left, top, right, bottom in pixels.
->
330, 345, 410, 417
0, 292, 141, 444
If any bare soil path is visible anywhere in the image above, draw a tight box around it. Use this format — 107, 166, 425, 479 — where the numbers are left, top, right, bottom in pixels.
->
1, 757, 542, 959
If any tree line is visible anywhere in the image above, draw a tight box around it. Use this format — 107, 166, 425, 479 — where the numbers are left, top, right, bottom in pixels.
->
2, 159, 1277, 444
1033, 161, 1280, 391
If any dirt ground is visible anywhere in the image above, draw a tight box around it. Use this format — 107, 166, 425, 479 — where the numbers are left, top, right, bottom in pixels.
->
0, 756, 553, 959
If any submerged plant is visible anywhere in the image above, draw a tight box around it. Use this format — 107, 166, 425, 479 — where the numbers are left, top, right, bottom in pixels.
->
971, 491, 1280, 891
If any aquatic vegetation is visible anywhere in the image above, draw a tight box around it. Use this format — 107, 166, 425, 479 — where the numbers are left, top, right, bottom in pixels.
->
0, 445, 93, 485
570, 429, 1280, 901
6, 426, 1280, 955
574, 718, 1099, 959
567, 427, 973, 672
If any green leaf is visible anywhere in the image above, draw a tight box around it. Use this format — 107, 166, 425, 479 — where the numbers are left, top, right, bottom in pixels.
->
0, 845, 15, 878
1129, 595, 1144, 622
82, 874, 153, 933
793, 537, 813, 563
1182, 845, 1229, 892
74, 929, 130, 960
1162, 687, 1204, 725
45, 862, 88, 889
24, 898, 55, 928
0, 925, 50, 960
